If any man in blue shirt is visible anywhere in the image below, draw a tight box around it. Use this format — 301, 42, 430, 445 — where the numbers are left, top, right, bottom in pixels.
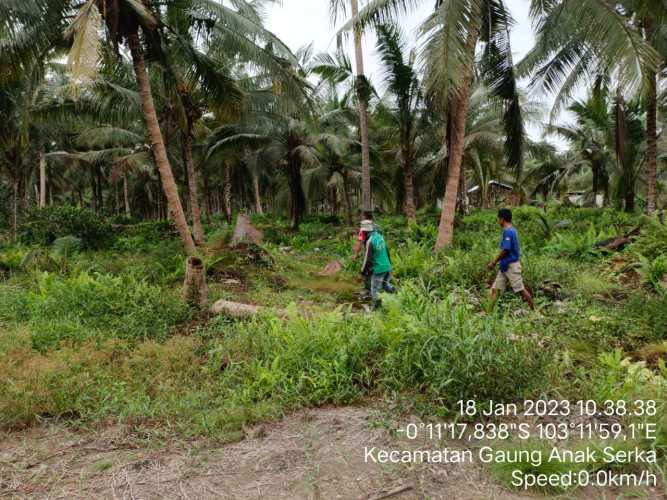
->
486, 208, 534, 310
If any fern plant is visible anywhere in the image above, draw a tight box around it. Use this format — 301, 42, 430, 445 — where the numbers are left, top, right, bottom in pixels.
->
635, 253, 667, 292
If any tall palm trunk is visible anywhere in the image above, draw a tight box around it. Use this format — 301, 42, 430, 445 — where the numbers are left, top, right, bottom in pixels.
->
457, 168, 468, 216
224, 161, 232, 224
615, 90, 635, 212
252, 172, 264, 215
39, 152, 46, 209
644, 17, 657, 214
287, 158, 305, 230
350, 0, 372, 213
403, 150, 416, 221
590, 158, 608, 203
12, 178, 18, 241
435, 23, 478, 250
646, 70, 657, 214
182, 129, 205, 245
127, 33, 195, 255
123, 174, 131, 217
202, 172, 212, 221
341, 169, 353, 226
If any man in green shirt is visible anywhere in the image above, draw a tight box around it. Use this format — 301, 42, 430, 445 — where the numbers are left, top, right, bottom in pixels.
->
360, 220, 395, 307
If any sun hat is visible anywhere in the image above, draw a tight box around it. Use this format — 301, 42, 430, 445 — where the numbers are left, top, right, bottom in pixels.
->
360, 220, 374, 232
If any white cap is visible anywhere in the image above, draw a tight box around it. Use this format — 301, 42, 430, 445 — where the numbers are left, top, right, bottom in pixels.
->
360, 220, 374, 232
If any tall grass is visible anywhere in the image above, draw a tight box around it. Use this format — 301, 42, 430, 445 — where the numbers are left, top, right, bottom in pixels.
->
1, 271, 189, 351
0, 284, 553, 434
0, 206, 664, 442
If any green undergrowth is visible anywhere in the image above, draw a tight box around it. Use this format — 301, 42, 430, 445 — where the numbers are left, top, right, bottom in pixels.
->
0, 286, 551, 434
0, 207, 665, 453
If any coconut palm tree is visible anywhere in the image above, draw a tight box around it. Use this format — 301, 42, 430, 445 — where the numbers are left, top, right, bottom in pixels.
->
310, 129, 361, 225
613, 92, 646, 212
375, 23, 422, 222
519, 0, 663, 213
546, 86, 614, 203
70, 0, 197, 254
329, 0, 373, 214
339, 0, 525, 249
168, 0, 310, 240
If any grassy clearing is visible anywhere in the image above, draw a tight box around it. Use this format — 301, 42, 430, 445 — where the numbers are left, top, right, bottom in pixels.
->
0, 207, 665, 473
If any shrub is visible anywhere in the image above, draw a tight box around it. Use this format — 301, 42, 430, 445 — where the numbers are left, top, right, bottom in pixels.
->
379, 286, 551, 408
19, 206, 113, 249
635, 254, 667, 292
51, 236, 82, 259
125, 220, 178, 241
0, 247, 27, 276
0, 336, 203, 429
392, 239, 439, 279
630, 218, 667, 261
208, 285, 552, 416
25, 271, 190, 350
0, 281, 30, 322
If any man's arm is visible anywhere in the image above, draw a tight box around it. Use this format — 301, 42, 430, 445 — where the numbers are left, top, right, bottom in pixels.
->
361, 240, 373, 276
487, 250, 508, 271
352, 239, 363, 260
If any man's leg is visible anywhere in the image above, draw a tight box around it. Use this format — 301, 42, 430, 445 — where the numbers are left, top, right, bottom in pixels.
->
520, 289, 535, 310
508, 263, 534, 310
382, 273, 396, 293
489, 288, 499, 308
370, 274, 383, 308
361, 275, 372, 298
490, 271, 506, 308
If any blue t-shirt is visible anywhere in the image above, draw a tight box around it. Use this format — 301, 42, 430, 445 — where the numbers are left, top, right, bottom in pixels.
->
499, 226, 520, 272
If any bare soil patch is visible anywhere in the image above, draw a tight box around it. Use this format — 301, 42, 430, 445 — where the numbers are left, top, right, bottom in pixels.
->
0, 407, 662, 499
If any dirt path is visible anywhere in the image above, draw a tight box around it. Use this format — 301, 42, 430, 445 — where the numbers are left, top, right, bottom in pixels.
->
0, 407, 662, 499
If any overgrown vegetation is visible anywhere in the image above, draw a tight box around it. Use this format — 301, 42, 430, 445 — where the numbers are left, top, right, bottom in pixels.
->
1, 0, 666, 494
1, 209, 664, 447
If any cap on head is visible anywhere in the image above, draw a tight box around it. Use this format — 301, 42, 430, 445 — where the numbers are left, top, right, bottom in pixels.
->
360, 220, 374, 232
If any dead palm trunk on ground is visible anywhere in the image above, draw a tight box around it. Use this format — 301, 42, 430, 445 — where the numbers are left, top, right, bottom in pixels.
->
435, 22, 479, 250
350, 0, 372, 213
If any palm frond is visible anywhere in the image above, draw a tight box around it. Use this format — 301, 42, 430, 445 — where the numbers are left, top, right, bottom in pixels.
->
64, 0, 102, 82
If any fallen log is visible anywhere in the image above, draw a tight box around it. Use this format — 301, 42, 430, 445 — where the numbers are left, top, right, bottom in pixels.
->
593, 226, 641, 252
211, 300, 265, 318
210, 299, 289, 319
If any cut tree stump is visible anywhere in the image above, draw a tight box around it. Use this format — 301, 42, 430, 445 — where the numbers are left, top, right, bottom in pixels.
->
231, 214, 263, 247
183, 256, 208, 310
318, 260, 343, 276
